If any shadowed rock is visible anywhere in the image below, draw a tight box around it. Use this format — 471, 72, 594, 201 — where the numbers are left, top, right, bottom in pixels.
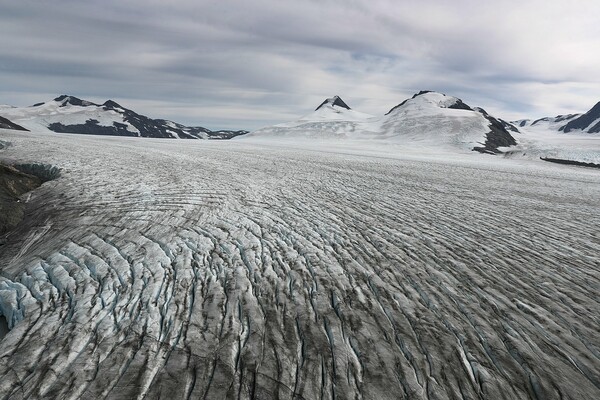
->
0, 116, 28, 131
0, 164, 42, 236
473, 108, 518, 154
10, 95, 249, 139
316, 96, 351, 111
540, 157, 600, 169
560, 101, 600, 133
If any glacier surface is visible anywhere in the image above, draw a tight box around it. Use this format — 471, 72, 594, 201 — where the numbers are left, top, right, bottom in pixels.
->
0, 129, 599, 399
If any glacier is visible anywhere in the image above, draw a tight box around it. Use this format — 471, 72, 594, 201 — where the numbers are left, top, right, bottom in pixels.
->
0, 128, 599, 399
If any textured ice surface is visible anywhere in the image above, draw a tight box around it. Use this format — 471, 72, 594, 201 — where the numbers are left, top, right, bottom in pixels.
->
0, 129, 599, 399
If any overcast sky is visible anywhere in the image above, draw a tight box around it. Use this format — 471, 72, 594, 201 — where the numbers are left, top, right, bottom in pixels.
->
1, 0, 599, 130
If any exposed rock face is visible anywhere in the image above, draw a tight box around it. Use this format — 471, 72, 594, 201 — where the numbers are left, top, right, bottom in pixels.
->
54, 95, 95, 107
385, 90, 477, 114
315, 95, 351, 111
48, 119, 138, 137
530, 114, 579, 127
0, 116, 28, 131
473, 108, 518, 154
560, 101, 600, 133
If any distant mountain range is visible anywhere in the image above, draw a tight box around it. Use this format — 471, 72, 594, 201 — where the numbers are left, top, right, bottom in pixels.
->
512, 101, 600, 134
250, 91, 518, 154
2, 93, 599, 151
0, 116, 28, 131
0, 95, 248, 139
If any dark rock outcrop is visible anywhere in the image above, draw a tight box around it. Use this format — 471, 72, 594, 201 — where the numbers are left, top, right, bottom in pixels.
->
540, 157, 600, 169
530, 114, 578, 127
446, 98, 472, 111
16, 95, 249, 139
40, 96, 249, 139
499, 119, 520, 133
49, 119, 138, 137
0, 116, 28, 131
54, 95, 91, 107
560, 101, 600, 133
385, 90, 473, 114
315, 96, 351, 111
383, 92, 517, 154
473, 108, 518, 154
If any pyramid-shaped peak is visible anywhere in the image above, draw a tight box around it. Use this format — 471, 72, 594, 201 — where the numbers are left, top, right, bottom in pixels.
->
560, 100, 600, 133
585, 100, 600, 116
315, 96, 351, 111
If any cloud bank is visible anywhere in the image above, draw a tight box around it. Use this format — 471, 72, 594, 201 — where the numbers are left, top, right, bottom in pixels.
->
1, 0, 599, 130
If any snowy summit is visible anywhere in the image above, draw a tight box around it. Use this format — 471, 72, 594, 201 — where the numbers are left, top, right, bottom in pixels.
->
0, 95, 248, 139
249, 91, 517, 153
315, 95, 351, 111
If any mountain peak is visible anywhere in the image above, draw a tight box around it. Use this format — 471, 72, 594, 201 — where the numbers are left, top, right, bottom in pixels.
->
386, 91, 472, 115
53, 95, 96, 107
103, 100, 124, 110
315, 96, 351, 111
561, 100, 600, 133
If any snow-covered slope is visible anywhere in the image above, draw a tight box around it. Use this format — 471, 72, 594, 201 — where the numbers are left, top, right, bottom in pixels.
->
511, 100, 600, 135
378, 91, 517, 153
0, 129, 599, 399
515, 114, 581, 131
248, 92, 517, 153
504, 128, 600, 165
247, 96, 379, 139
506, 101, 600, 164
0, 95, 248, 139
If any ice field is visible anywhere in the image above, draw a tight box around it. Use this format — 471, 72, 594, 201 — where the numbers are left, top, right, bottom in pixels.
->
0, 129, 599, 399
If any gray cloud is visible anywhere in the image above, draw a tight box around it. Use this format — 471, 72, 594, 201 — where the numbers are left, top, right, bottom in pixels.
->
1, 0, 599, 130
